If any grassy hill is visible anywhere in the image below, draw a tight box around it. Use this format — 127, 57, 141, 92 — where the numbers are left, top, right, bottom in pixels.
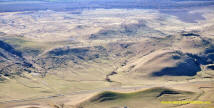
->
77, 87, 197, 108
0, 3, 214, 107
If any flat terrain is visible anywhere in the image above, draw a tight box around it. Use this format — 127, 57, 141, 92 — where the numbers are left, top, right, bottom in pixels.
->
0, 0, 214, 108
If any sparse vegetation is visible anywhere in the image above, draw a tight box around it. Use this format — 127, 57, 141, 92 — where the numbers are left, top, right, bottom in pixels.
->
0, 1, 214, 108
77, 87, 197, 108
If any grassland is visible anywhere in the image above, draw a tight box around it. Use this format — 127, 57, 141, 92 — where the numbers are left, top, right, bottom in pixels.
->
77, 87, 197, 108
0, 5, 214, 108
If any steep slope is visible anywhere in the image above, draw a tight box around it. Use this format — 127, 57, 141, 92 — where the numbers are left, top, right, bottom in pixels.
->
114, 50, 200, 78
0, 40, 33, 80
109, 30, 214, 83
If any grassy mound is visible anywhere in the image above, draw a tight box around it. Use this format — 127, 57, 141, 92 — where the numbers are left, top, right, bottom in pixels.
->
77, 87, 196, 108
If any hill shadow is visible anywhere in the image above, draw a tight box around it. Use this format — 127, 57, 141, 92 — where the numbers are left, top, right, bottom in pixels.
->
152, 59, 201, 76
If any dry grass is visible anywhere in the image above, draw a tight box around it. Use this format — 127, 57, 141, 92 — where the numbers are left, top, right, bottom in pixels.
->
0, 7, 214, 108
